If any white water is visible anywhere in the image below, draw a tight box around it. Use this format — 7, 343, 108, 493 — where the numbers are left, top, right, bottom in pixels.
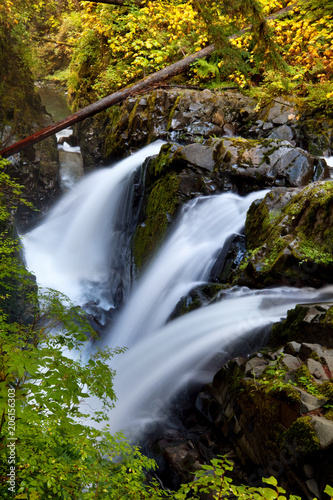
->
22, 142, 333, 438
107, 189, 269, 348
89, 285, 333, 435
23, 141, 165, 310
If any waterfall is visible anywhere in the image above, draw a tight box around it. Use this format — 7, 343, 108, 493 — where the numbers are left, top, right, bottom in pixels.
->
107, 189, 269, 348
22, 142, 333, 439
22, 141, 165, 315
88, 285, 333, 435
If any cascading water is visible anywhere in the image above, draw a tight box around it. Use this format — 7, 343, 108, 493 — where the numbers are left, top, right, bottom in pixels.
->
95, 285, 333, 435
107, 189, 269, 348
22, 141, 165, 318
22, 141, 333, 439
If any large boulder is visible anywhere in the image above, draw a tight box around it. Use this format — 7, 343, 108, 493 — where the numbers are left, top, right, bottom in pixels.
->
232, 181, 333, 288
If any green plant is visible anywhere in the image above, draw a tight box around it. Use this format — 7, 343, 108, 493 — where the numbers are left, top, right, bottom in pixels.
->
0, 157, 163, 499
174, 454, 331, 500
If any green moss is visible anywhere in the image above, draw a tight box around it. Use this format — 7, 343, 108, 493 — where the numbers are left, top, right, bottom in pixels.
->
103, 105, 124, 158
323, 306, 333, 325
325, 410, 333, 421
128, 99, 141, 130
320, 381, 333, 399
148, 144, 174, 178
270, 305, 308, 348
133, 173, 181, 270
235, 181, 333, 287
283, 416, 320, 456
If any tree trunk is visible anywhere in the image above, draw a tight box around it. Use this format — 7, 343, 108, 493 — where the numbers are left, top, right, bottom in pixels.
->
0, 3, 295, 159
0, 45, 215, 158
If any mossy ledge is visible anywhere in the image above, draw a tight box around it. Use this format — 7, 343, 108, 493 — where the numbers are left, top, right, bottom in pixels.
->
133, 172, 181, 271
233, 181, 333, 288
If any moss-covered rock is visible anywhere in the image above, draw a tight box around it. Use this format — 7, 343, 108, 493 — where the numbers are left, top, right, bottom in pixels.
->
0, 29, 61, 229
233, 181, 333, 288
270, 303, 333, 348
197, 340, 333, 498
133, 173, 182, 270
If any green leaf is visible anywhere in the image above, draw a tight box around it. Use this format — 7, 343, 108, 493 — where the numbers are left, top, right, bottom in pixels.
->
262, 476, 278, 487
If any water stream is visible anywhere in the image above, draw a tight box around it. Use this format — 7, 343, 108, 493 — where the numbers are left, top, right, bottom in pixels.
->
23, 141, 165, 313
107, 189, 269, 348
22, 141, 333, 437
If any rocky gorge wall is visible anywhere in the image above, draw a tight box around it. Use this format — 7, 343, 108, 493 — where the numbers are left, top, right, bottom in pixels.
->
0, 66, 61, 230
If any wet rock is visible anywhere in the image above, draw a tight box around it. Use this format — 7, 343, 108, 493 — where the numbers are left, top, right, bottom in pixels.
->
57, 134, 79, 147
197, 339, 333, 499
268, 124, 294, 143
78, 88, 257, 163
233, 181, 333, 288
209, 136, 326, 192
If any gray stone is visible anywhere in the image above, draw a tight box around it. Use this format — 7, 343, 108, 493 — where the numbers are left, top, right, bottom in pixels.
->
307, 358, 329, 381
281, 354, 302, 371
306, 479, 320, 498
273, 111, 292, 125
286, 154, 313, 186
295, 388, 327, 413
300, 343, 326, 360
269, 124, 294, 143
223, 123, 235, 136
180, 144, 215, 171
245, 357, 268, 377
310, 416, 333, 449
234, 356, 248, 366
284, 341, 302, 355
303, 463, 314, 480
212, 110, 224, 127
263, 121, 274, 130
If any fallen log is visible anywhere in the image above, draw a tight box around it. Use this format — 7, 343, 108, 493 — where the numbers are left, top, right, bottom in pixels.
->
32, 36, 75, 47
0, 3, 295, 159
0, 44, 216, 158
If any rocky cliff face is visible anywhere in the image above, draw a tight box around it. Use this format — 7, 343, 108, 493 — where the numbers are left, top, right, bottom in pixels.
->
77, 88, 333, 168
0, 60, 61, 230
